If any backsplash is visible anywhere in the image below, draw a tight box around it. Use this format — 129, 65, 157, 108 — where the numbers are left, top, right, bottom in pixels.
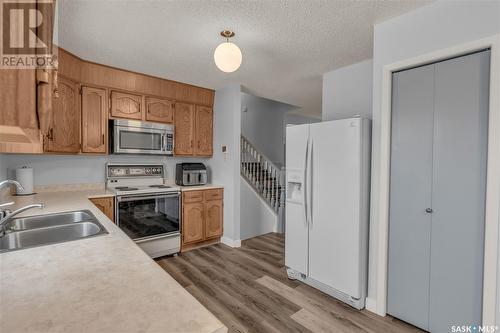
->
0, 154, 210, 186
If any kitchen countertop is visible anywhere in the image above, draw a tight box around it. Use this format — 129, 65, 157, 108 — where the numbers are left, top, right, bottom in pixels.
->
0, 189, 227, 333
176, 184, 224, 192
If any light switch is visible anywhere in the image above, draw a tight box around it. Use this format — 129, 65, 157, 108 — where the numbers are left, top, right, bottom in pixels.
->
222, 145, 228, 161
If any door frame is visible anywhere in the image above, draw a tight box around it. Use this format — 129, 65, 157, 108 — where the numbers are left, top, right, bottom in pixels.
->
375, 34, 500, 325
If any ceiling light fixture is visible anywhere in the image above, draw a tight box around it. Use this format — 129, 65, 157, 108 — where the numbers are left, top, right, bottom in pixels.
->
214, 30, 242, 73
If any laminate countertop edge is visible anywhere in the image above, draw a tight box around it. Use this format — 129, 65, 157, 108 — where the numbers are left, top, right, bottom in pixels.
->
177, 184, 224, 192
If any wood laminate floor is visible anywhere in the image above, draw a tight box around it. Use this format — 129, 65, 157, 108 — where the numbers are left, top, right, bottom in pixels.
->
156, 233, 423, 333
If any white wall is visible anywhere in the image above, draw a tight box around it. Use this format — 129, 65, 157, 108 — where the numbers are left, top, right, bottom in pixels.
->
322, 59, 373, 121
284, 112, 321, 126
368, 0, 500, 318
208, 84, 242, 245
240, 177, 277, 240
241, 93, 296, 166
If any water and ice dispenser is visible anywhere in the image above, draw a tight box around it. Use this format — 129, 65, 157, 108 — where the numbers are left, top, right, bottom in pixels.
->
286, 169, 304, 204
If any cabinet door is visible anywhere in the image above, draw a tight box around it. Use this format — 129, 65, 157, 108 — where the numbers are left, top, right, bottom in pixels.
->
174, 102, 195, 155
182, 202, 205, 244
90, 197, 114, 222
81, 87, 107, 154
110, 91, 142, 120
145, 97, 174, 123
195, 106, 213, 156
205, 200, 223, 239
46, 76, 80, 153
0, 69, 37, 129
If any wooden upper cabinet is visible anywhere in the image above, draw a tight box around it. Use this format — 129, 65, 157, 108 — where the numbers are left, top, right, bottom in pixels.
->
183, 202, 205, 244
145, 97, 174, 123
0, 69, 37, 129
195, 106, 213, 156
174, 102, 195, 155
46, 76, 80, 153
205, 200, 223, 239
81, 87, 107, 154
110, 91, 142, 120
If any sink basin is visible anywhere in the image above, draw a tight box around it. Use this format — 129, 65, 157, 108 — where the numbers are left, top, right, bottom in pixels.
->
0, 210, 108, 252
6, 210, 93, 231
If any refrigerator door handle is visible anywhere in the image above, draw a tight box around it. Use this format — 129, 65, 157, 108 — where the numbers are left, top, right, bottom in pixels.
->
303, 136, 310, 227
308, 139, 313, 228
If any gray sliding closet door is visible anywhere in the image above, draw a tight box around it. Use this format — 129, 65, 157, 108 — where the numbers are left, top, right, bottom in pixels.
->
429, 50, 489, 332
388, 50, 489, 333
388, 64, 435, 330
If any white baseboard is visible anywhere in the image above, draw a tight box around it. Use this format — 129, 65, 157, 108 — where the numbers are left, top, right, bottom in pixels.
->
221, 237, 241, 248
365, 297, 378, 314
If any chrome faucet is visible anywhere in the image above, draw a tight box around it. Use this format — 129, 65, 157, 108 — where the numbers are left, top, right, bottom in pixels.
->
0, 180, 24, 192
0, 180, 44, 235
0, 203, 45, 234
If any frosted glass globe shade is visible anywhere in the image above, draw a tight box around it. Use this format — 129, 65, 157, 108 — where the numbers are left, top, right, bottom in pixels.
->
214, 42, 242, 73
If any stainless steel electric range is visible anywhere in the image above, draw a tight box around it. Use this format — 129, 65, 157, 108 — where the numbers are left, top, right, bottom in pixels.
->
106, 163, 180, 258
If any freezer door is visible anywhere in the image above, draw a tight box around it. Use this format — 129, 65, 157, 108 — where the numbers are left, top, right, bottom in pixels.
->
285, 124, 309, 275
308, 118, 364, 298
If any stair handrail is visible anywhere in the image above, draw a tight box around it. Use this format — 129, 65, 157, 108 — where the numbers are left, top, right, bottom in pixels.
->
240, 135, 285, 212
241, 135, 282, 171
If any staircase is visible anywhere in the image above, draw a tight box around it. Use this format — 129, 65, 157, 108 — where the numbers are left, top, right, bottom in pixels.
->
240, 136, 285, 213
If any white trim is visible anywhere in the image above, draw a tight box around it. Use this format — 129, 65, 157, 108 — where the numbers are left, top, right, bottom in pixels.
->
221, 237, 241, 248
375, 34, 500, 326
365, 297, 377, 313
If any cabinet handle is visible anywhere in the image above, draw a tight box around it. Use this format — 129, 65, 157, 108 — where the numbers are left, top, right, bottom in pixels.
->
48, 128, 54, 141
190, 140, 193, 148
425, 208, 433, 214
102, 134, 105, 145
53, 64, 59, 99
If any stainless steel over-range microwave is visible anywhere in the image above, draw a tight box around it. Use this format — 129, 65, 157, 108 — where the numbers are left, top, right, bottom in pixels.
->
110, 119, 174, 155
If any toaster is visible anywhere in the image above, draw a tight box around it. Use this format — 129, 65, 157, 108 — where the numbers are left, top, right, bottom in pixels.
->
175, 163, 208, 186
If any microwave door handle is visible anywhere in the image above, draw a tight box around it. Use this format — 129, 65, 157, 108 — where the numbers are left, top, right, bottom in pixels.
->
161, 134, 166, 151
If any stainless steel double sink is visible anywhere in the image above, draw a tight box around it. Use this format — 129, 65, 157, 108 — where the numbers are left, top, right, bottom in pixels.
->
0, 210, 108, 253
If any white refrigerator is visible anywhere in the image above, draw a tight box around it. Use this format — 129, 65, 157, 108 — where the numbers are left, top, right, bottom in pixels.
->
285, 117, 371, 309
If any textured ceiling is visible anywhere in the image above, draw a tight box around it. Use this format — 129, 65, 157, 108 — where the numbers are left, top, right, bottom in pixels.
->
58, 0, 431, 117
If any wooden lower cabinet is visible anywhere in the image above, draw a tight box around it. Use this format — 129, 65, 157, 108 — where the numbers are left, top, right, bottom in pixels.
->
181, 188, 223, 251
205, 200, 223, 239
182, 202, 205, 244
89, 196, 115, 222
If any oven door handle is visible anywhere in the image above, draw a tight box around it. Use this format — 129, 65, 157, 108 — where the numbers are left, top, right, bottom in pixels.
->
118, 193, 180, 202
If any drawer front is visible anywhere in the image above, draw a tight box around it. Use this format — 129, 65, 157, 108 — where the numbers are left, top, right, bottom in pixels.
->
204, 189, 223, 201
183, 190, 204, 203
